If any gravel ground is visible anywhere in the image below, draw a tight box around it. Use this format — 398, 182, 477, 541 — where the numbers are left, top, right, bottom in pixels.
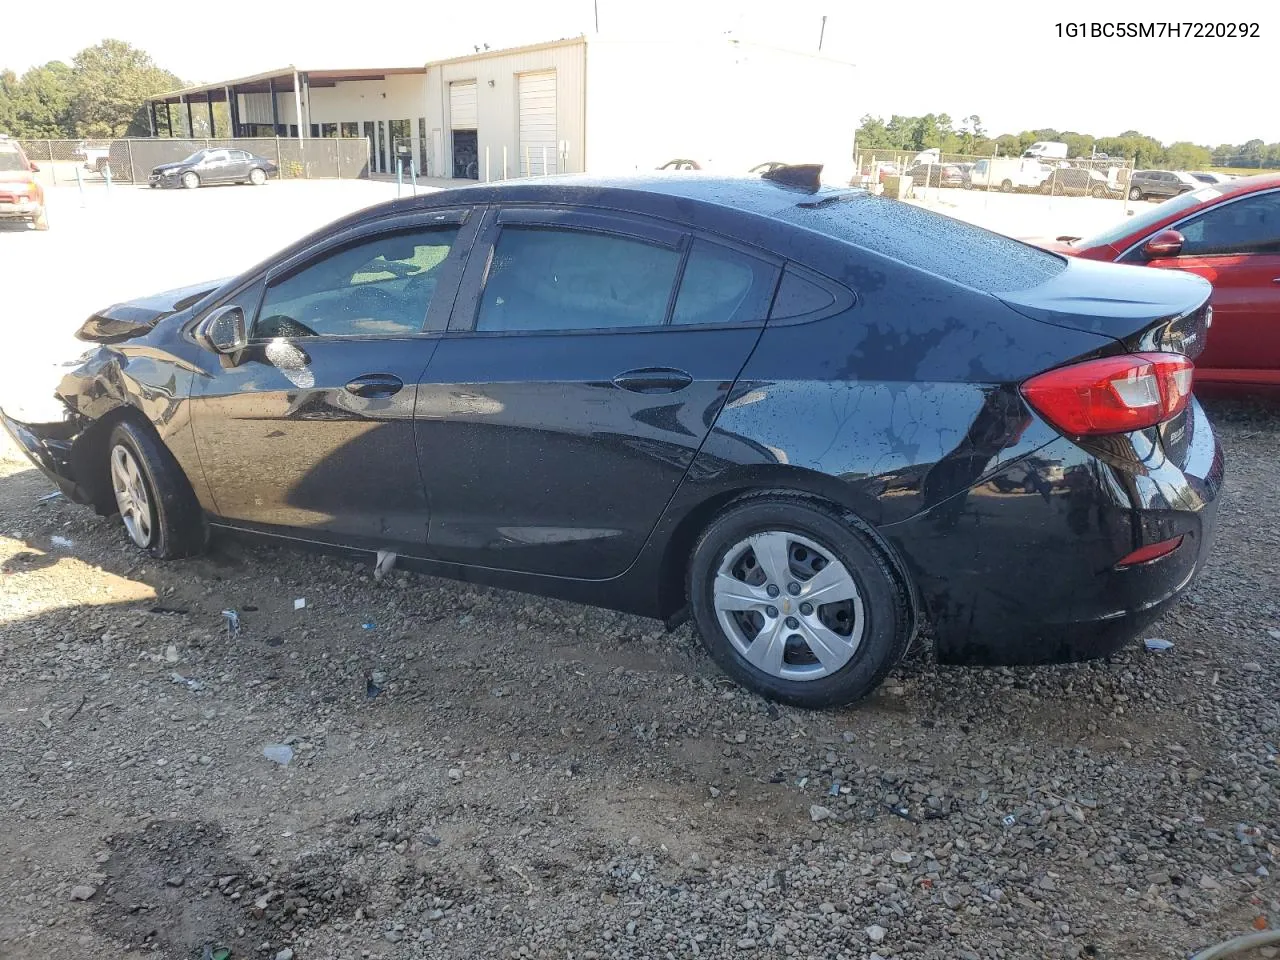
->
0, 398, 1277, 960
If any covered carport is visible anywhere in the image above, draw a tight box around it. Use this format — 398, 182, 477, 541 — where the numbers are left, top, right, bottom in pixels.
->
147, 66, 429, 174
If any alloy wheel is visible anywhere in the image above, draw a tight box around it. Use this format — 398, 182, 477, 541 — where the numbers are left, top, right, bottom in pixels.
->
110, 444, 153, 548
713, 531, 865, 682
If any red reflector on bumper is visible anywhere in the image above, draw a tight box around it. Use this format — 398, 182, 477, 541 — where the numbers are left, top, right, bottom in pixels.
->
1115, 536, 1184, 569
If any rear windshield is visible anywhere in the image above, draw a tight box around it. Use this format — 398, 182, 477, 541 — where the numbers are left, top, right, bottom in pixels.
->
775, 193, 1066, 293
1077, 188, 1220, 248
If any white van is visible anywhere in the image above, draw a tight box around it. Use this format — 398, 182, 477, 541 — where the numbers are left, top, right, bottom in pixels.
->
1021, 141, 1069, 160
966, 157, 1051, 192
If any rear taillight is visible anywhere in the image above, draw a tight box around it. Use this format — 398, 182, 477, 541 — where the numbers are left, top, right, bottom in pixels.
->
1021, 352, 1193, 436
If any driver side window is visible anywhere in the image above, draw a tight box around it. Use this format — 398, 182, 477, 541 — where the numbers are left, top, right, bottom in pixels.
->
255, 227, 460, 339
1177, 192, 1280, 257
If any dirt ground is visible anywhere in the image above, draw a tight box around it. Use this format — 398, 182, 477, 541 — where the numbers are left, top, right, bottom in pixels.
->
0, 398, 1276, 960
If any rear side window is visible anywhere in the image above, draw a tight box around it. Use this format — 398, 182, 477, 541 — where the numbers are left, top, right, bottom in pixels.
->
477, 227, 681, 332
671, 240, 777, 325
770, 267, 836, 318
776, 195, 1066, 294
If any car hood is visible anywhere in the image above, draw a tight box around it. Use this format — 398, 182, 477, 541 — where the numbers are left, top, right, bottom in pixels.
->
151, 162, 189, 174
0, 171, 36, 186
76, 277, 230, 343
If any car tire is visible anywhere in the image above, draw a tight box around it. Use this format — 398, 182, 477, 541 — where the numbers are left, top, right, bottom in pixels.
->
106, 420, 205, 560
1000, 179, 1013, 193
1128, 186, 1143, 201
248, 167, 267, 186
1039, 180, 1053, 195
181, 171, 200, 190
962, 180, 973, 190
33, 208, 49, 231
687, 494, 912, 708
1090, 184, 1107, 199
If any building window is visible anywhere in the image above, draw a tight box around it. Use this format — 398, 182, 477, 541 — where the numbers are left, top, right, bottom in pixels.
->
320, 122, 338, 138
340, 122, 359, 138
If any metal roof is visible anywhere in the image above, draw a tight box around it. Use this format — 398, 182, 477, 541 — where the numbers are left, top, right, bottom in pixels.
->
150, 66, 427, 103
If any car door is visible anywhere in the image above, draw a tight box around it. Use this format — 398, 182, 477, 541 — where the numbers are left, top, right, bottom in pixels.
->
227, 150, 253, 180
198, 149, 230, 183
414, 206, 780, 579
1128, 188, 1280, 381
189, 207, 479, 549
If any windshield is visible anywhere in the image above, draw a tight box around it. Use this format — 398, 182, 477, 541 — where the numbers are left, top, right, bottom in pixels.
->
0, 149, 28, 173
181, 150, 209, 164
1076, 188, 1222, 248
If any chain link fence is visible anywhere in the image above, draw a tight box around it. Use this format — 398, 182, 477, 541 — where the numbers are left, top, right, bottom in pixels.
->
854, 149, 1136, 205
18, 138, 372, 186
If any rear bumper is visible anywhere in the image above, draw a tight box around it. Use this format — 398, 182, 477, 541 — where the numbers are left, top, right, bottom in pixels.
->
1, 409, 94, 504
882, 401, 1223, 665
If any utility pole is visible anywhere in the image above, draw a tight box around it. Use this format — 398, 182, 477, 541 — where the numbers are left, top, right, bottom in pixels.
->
818, 15, 827, 51
594, 0, 599, 32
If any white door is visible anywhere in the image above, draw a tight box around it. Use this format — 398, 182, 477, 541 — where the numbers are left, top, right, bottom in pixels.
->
449, 81, 478, 130
518, 71, 557, 176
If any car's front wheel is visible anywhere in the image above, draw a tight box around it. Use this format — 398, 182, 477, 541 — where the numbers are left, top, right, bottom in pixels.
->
106, 420, 205, 559
688, 495, 912, 708
181, 171, 200, 190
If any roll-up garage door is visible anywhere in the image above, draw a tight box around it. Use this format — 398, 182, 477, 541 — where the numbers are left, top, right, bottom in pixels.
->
518, 71, 557, 175
450, 81, 477, 129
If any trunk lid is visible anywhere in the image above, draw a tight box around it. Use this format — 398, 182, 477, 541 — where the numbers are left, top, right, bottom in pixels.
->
76, 278, 229, 343
997, 255, 1213, 359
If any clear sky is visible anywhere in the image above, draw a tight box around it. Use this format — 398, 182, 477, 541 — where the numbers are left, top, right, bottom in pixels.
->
1, 0, 1273, 146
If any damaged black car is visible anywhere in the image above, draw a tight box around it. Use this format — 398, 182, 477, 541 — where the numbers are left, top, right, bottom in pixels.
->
3, 172, 1223, 707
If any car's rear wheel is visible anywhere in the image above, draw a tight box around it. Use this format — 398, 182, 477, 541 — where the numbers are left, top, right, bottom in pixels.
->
1128, 186, 1143, 201
1000, 179, 1013, 193
106, 421, 204, 559
248, 167, 267, 186
181, 171, 200, 190
687, 496, 912, 708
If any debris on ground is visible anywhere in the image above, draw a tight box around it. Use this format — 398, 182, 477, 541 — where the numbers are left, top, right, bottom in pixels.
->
222, 609, 241, 636
293, 598, 306, 610
262, 744, 294, 766
1144, 638, 1175, 652
374, 549, 397, 580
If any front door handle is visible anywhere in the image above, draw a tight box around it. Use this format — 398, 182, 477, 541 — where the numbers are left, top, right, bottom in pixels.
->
345, 373, 404, 398
611, 367, 694, 394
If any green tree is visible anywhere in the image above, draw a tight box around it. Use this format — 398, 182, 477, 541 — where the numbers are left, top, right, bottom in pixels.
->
68, 39, 181, 137
1239, 139, 1266, 168
8, 61, 74, 137
1060, 132, 1095, 158
0, 69, 17, 134
994, 133, 1020, 156
1164, 141, 1212, 170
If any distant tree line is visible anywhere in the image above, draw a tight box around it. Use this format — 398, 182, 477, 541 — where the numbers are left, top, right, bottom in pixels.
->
856, 113, 1280, 170
0, 40, 182, 139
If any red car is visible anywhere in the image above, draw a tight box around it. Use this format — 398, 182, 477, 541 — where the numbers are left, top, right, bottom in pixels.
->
1042, 174, 1280, 392
0, 137, 47, 231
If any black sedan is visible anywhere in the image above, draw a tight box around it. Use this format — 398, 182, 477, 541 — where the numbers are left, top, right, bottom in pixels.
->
2, 171, 1222, 707
149, 148, 277, 189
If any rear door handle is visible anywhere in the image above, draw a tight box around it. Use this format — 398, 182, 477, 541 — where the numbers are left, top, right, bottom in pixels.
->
345, 373, 404, 398
611, 367, 694, 394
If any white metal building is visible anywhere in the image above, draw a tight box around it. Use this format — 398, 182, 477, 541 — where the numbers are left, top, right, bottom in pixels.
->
149, 36, 856, 183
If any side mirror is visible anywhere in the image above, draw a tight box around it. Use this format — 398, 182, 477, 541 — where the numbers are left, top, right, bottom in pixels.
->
196, 305, 247, 355
1142, 229, 1184, 260
29, 163, 40, 173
